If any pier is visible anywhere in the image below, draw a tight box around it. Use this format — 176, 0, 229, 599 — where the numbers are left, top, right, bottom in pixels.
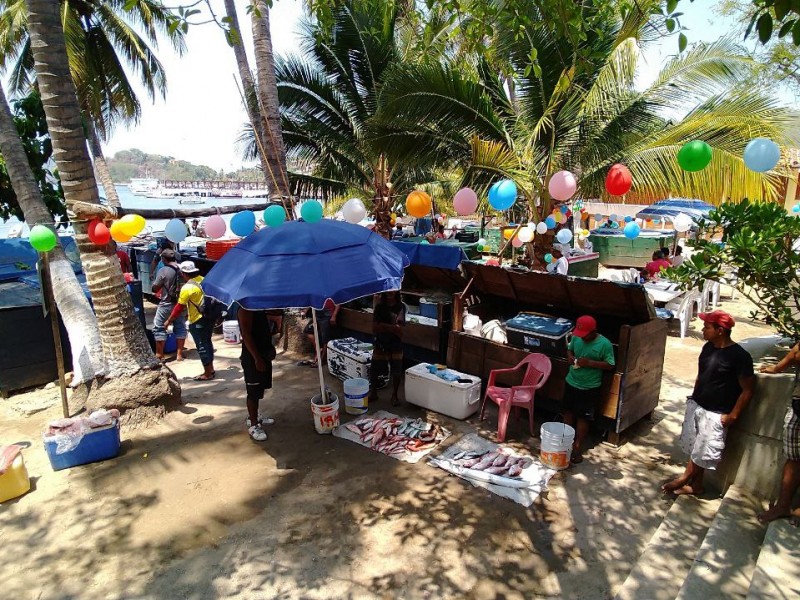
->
160, 180, 269, 191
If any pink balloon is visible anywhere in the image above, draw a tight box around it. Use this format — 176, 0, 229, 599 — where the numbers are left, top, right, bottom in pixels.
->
453, 187, 478, 215
548, 170, 577, 201
511, 236, 524, 248
204, 215, 226, 239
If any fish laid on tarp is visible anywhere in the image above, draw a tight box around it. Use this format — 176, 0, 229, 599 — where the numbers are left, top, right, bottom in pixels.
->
344, 416, 446, 455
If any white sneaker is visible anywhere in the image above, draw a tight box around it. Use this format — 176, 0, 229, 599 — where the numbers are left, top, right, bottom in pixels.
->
248, 424, 267, 441
246, 415, 275, 427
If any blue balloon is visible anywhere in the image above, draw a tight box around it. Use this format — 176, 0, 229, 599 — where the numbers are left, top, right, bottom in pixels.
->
623, 222, 641, 239
263, 205, 286, 228
594, 213, 603, 222
560, 204, 569, 214
488, 179, 517, 210
793, 204, 800, 214
300, 200, 324, 223
744, 138, 781, 173
624, 215, 632, 223
231, 210, 256, 236
164, 218, 186, 243
544, 216, 556, 229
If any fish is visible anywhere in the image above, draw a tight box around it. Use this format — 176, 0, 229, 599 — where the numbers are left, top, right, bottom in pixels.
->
492, 455, 508, 468
507, 464, 523, 477
485, 465, 509, 475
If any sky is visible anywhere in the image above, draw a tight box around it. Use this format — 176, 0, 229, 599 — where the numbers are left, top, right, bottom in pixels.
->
101, 0, 760, 173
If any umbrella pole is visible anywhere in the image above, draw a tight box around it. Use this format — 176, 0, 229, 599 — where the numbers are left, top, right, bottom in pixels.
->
311, 310, 327, 403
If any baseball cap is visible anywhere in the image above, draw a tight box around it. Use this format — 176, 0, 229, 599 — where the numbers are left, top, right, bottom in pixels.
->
699, 310, 735, 330
179, 260, 199, 274
161, 249, 176, 260
572, 315, 597, 338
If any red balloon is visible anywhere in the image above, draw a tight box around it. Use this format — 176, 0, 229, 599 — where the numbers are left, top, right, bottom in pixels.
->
605, 164, 632, 196
88, 219, 111, 245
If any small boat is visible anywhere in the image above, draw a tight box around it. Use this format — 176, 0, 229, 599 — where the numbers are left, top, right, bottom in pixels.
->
128, 177, 159, 195
179, 198, 205, 205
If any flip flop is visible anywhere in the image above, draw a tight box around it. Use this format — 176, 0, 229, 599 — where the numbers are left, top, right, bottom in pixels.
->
296, 360, 314, 367
192, 373, 215, 381
570, 453, 584, 464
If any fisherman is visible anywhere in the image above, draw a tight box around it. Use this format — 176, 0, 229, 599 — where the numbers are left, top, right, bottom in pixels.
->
150, 249, 186, 361
369, 291, 406, 406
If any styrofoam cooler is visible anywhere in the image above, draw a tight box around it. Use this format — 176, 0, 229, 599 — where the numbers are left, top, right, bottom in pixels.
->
404, 363, 482, 420
505, 312, 574, 356
326, 338, 389, 388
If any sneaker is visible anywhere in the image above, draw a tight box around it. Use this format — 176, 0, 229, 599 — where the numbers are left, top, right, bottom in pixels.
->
246, 415, 275, 428
248, 424, 267, 441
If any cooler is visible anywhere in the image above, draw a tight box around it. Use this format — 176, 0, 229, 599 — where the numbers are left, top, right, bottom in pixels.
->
404, 363, 482, 420
505, 312, 573, 357
326, 338, 389, 387
44, 421, 121, 471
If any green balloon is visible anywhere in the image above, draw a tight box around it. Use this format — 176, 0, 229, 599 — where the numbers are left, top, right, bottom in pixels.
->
300, 200, 323, 223
29, 225, 57, 252
264, 205, 286, 227
677, 140, 713, 172
420, 239, 430, 245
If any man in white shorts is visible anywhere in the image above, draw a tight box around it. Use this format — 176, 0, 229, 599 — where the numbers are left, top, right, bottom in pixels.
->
663, 310, 754, 496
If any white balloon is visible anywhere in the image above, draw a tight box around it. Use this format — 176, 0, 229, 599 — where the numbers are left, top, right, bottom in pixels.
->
610, 213, 619, 222
535, 222, 548, 235
342, 198, 367, 224
673, 212, 693, 233
518, 226, 534, 243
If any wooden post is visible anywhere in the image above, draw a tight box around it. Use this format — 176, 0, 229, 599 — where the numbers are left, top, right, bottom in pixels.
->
40, 253, 69, 418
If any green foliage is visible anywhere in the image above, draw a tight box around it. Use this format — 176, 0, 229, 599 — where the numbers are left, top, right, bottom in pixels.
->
0, 92, 65, 223
670, 200, 800, 339
107, 149, 217, 182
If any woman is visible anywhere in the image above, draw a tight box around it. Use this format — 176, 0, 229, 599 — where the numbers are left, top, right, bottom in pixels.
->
369, 291, 406, 406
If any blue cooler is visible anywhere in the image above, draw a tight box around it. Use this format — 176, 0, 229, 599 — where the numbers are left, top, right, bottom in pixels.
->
44, 421, 121, 471
505, 313, 574, 356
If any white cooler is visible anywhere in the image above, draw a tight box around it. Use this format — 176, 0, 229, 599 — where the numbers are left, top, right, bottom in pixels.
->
404, 363, 482, 420
326, 338, 388, 387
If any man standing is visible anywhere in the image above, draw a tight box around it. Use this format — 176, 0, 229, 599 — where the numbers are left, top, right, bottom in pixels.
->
164, 261, 215, 381
303, 300, 340, 368
150, 249, 186, 361
562, 315, 616, 464
238, 307, 277, 441
369, 291, 406, 406
663, 310, 754, 496
551, 245, 569, 275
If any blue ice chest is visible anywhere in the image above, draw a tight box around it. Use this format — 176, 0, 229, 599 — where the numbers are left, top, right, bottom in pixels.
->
505, 313, 574, 356
44, 421, 121, 471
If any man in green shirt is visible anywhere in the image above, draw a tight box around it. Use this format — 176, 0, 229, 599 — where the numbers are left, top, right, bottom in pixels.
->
563, 315, 616, 464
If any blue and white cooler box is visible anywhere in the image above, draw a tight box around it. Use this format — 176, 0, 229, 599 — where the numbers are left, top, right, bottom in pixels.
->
404, 363, 482, 420
326, 337, 389, 388
504, 313, 574, 356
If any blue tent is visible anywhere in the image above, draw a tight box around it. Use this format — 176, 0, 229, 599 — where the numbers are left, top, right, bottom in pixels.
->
636, 199, 715, 222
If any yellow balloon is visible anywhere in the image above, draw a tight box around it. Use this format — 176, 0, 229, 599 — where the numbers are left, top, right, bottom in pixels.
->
109, 220, 132, 243
582, 229, 590, 236
406, 190, 432, 218
503, 228, 515, 240
118, 214, 145, 237
390, 213, 397, 220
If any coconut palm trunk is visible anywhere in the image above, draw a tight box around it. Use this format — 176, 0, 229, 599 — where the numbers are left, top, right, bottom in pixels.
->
0, 81, 105, 386
87, 122, 121, 208
373, 155, 393, 239
26, 0, 179, 423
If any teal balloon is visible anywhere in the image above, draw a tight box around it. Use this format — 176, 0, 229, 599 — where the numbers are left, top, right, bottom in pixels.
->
744, 138, 780, 173
231, 210, 256, 236
300, 200, 323, 223
263, 205, 286, 228
793, 204, 800, 214
623, 222, 641, 239
677, 140, 713, 172
29, 225, 57, 252
420, 240, 430, 245
544, 216, 556, 229
624, 215, 632, 223
488, 179, 517, 210
544, 253, 553, 264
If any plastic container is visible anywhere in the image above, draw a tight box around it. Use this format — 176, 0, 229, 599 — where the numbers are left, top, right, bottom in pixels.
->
0, 453, 30, 503
44, 421, 121, 471
163, 332, 177, 354
540, 422, 575, 470
343, 378, 369, 415
419, 298, 438, 319
222, 320, 241, 344
310, 392, 340, 434
505, 312, 573, 357
404, 363, 481, 420
205, 239, 241, 260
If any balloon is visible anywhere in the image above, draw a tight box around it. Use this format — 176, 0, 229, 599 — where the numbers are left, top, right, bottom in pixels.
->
544, 253, 553, 264
229, 210, 256, 235
744, 138, 781, 172
673, 212, 693, 233
477, 238, 486, 246
594, 213, 603, 222
678, 140, 713, 172
453, 187, 479, 215
486, 258, 500, 266
605, 164, 632, 196
623, 222, 641, 239
110, 220, 133, 243
164, 218, 186, 243
544, 216, 556, 229
29, 225, 57, 252
390, 213, 397, 220
488, 180, 518, 210
582, 229, 590, 236
420, 240, 430, 245
300, 200, 324, 223
624, 215, 632, 223
203, 215, 225, 239
536, 222, 548, 235
87, 220, 111, 245
793, 204, 800, 214
342, 198, 367, 224
610, 214, 619, 222
503, 228, 515, 240
518, 226, 534, 243
406, 190, 432, 218
118, 214, 146, 237
512, 237, 524, 248
263, 205, 285, 228
560, 204, 569, 214
556, 229, 573, 244
548, 170, 577, 201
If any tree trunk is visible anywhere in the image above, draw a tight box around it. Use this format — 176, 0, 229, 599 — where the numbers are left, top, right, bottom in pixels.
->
87, 121, 121, 208
26, 0, 179, 423
223, 0, 272, 182
372, 155, 393, 239
0, 80, 106, 387
251, 0, 292, 209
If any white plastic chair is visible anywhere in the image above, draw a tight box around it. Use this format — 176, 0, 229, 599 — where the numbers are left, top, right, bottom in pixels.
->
665, 290, 703, 339
701, 279, 721, 311
720, 269, 738, 300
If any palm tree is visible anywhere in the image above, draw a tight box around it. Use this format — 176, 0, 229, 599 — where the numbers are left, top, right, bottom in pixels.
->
25, 0, 179, 423
374, 1, 800, 218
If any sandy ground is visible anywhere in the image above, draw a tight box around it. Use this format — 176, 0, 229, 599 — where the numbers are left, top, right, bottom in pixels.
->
0, 287, 775, 600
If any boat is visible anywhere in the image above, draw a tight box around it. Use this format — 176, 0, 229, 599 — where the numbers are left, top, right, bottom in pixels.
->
178, 198, 205, 205
128, 177, 160, 196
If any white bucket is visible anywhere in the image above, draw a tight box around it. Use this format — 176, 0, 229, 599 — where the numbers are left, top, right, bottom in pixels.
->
540, 422, 575, 470
222, 320, 240, 344
343, 378, 369, 415
310, 392, 340, 434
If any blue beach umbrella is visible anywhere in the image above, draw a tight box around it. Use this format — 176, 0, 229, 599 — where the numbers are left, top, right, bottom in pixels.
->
636, 198, 714, 224
202, 219, 410, 399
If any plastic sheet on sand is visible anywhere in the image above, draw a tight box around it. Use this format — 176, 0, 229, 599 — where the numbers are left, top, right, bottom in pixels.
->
429, 433, 556, 507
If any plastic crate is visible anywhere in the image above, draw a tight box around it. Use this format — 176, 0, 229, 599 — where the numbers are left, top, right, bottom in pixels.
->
205, 239, 241, 260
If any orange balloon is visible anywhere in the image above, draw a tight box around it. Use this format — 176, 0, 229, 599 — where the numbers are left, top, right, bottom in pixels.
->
406, 190, 432, 218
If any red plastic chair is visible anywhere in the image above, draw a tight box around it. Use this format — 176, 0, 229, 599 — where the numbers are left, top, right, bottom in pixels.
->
480, 353, 552, 442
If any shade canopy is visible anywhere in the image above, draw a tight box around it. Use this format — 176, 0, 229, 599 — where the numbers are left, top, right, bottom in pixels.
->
635, 199, 714, 222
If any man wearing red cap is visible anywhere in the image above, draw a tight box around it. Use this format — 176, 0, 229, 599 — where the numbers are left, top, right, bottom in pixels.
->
563, 315, 616, 464
663, 310, 754, 496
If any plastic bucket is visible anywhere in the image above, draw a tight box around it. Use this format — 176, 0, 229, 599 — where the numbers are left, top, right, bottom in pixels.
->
540, 422, 575, 470
343, 378, 369, 415
310, 392, 340, 434
222, 320, 240, 344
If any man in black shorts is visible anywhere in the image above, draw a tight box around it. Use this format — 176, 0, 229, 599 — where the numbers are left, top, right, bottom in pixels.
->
238, 307, 278, 441
369, 291, 406, 406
